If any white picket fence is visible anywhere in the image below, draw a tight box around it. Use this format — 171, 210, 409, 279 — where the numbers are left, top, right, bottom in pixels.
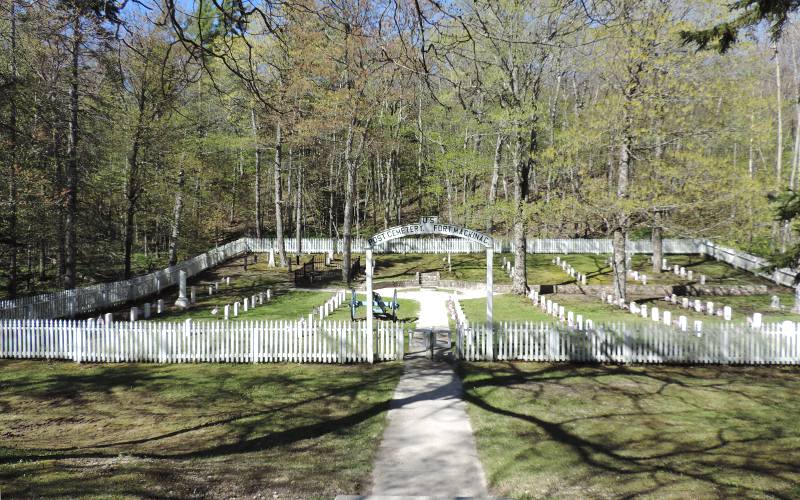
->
457, 321, 800, 365
701, 240, 796, 288
2, 236, 795, 321
245, 236, 703, 255
0, 319, 405, 364
0, 239, 250, 320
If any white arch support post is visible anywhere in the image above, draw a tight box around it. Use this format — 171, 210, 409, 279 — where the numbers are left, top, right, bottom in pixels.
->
366, 248, 374, 363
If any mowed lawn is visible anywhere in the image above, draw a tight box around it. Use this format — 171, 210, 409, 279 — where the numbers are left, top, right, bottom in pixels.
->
459, 362, 800, 499
0, 360, 403, 498
158, 289, 334, 322
345, 252, 775, 288
459, 293, 800, 327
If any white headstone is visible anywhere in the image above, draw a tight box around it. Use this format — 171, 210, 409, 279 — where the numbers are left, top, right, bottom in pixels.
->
259, 292, 264, 305
104, 312, 114, 324
681, 297, 689, 309
243, 298, 249, 312
771, 295, 781, 309
576, 314, 584, 329
641, 304, 648, 318
670, 294, 677, 304
706, 301, 714, 315
694, 320, 703, 334
662, 310, 671, 326
224, 304, 230, 320
233, 302, 239, 317
694, 299, 702, 313
700, 274, 706, 285
662, 258, 668, 270
157, 299, 164, 314
752, 312, 762, 328
175, 270, 189, 309
558, 306, 565, 320
226, 277, 231, 286
651, 307, 659, 322
678, 315, 688, 331
130, 307, 138, 322
679, 267, 686, 278
641, 274, 647, 285
687, 270, 693, 281
723, 306, 732, 321
581, 275, 587, 285
267, 289, 272, 301
143, 302, 151, 319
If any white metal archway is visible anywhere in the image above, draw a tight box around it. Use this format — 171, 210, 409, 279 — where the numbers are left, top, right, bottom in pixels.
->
364, 217, 494, 360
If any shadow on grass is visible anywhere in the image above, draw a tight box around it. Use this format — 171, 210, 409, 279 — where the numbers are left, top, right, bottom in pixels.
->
456, 362, 800, 498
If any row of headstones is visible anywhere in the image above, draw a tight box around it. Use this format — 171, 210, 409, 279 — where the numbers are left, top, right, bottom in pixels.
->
661, 293, 731, 320
528, 289, 594, 330
317, 290, 347, 320
206, 277, 232, 297
552, 256, 588, 285
660, 258, 708, 284
604, 294, 704, 333
128, 299, 167, 322
600, 257, 709, 285
212, 289, 273, 320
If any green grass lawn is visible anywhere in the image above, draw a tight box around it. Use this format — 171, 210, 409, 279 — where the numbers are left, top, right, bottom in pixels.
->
459, 293, 657, 326
336, 252, 776, 289
157, 289, 334, 322
0, 359, 403, 498
459, 362, 800, 499
459, 292, 800, 328
555, 253, 773, 286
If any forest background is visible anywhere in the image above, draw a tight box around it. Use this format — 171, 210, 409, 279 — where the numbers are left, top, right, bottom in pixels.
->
1, 0, 798, 300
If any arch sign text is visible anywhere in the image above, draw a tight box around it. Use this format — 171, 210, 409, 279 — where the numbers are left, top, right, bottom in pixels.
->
367, 216, 493, 248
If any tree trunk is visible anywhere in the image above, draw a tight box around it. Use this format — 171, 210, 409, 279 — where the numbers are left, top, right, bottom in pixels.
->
776, 43, 783, 184
7, 0, 18, 298
487, 133, 503, 234
613, 133, 631, 303
295, 162, 303, 254
416, 89, 424, 218
342, 121, 356, 283
251, 108, 263, 238
64, 14, 80, 290
167, 166, 185, 266
274, 121, 287, 266
652, 221, 663, 274
511, 128, 533, 295
124, 82, 147, 279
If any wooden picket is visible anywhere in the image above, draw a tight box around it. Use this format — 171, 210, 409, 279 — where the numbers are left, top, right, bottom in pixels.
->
0, 319, 405, 364
456, 320, 800, 365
